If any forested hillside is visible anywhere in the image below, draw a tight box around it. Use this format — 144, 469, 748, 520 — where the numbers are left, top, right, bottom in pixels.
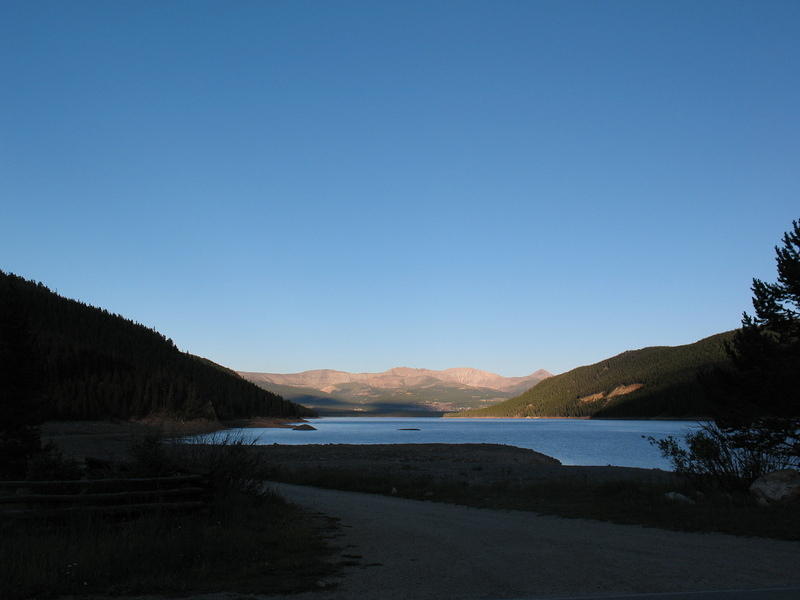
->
0, 271, 313, 421
454, 332, 734, 418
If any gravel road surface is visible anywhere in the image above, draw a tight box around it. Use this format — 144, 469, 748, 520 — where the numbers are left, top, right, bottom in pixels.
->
266, 482, 800, 600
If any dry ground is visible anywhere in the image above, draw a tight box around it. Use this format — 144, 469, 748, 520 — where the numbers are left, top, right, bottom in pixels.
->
264, 482, 800, 600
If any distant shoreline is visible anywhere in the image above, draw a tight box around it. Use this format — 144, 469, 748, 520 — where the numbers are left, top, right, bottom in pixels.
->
303, 414, 705, 421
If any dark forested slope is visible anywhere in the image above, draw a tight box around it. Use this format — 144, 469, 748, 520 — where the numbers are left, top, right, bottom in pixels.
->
454, 332, 734, 418
0, 271, 313, 421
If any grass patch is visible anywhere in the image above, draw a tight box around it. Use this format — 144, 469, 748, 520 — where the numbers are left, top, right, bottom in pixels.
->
1, 490, 335, 600
1, 435, 339, 600
268, 467, 800, 541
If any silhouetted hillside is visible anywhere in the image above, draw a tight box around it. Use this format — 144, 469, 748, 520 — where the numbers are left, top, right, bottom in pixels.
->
0, 271, 313, 421
453, 332, 734, 418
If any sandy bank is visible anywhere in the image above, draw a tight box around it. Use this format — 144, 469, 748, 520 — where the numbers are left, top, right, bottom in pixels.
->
250, 443, 678, 488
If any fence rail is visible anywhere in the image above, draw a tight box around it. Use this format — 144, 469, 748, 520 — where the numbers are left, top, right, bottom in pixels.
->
0, 474, 210, 518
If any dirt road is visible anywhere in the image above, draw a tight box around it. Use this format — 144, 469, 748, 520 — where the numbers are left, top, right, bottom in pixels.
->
266, 482, 800, 600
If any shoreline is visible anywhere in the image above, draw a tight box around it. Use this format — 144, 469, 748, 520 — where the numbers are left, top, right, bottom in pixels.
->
40, 417, 310, 462
218, 416, 310, 429
40, 416, 691, 469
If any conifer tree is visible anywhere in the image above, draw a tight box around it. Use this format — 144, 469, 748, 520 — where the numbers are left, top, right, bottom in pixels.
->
0, 279, 42, 478
652, 221, 799, 486
713, 220, 800, 461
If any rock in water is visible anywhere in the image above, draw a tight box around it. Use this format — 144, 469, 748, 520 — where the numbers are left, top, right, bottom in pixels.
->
750, 469, 800, 506
292, 424, 317, 431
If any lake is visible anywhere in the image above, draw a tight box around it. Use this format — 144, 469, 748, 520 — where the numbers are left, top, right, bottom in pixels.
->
214, 417, 701, 469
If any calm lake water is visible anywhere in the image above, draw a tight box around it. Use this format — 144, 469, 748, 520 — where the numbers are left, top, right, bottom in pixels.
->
216, 417, 701, 470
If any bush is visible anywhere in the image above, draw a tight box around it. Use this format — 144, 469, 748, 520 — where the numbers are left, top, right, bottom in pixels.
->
25, 443, 82, 481
169, 431, 267, 497
127, 432, 180, 477
649, 422, 792, 490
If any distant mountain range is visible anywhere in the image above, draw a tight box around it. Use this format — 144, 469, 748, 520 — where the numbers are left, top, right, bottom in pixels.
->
452, 332, 734, 419
239, 367, 552, 416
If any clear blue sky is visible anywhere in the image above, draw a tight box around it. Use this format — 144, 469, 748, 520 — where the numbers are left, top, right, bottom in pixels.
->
1, 1, 798, 376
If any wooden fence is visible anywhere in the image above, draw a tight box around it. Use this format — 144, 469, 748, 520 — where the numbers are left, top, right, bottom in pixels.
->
0, 474, 210, 519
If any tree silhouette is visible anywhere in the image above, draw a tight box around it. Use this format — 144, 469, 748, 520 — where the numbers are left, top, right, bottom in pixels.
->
0, 278, 42, 478
713, 219, 800, 461
653, 221, 799, 486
